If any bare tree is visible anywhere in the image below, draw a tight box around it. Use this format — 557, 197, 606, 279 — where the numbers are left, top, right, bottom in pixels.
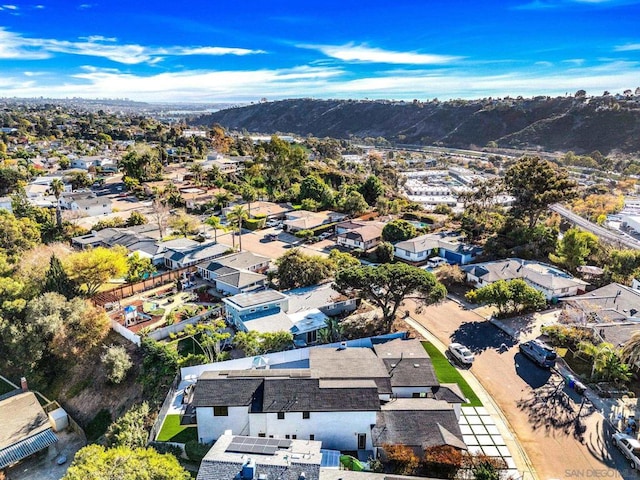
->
151, 198, 170, 239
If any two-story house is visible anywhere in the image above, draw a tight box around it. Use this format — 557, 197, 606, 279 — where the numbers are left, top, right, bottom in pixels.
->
185, 338, 466, 456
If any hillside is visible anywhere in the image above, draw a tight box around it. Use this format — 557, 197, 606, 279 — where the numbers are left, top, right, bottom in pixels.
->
192, 96, 640, 155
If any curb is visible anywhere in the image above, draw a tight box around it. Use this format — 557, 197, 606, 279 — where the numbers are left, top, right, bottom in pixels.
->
404, 316, 538, 480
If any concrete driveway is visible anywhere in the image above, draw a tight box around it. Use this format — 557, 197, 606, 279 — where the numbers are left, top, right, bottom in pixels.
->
406, 298, 635, 480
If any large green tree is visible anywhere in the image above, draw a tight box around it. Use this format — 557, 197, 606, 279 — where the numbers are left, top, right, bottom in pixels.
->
504, 156, 577, 229
0, 210, 41, 261
466, 279, 546, 316
299, 175, 333, 206
382, 219, 418, 242
62, 445, 190, 480
126, 252, 156, 283
549, 227, 599, 273
360, 175, 384, 206
334, 263, 447, 331
276, 248, 334, 289
65, 246, 128, 296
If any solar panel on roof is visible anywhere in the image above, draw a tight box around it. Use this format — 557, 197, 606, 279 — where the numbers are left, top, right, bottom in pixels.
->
226, 437, 291, 455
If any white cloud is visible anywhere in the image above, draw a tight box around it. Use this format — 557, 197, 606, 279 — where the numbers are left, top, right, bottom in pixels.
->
0, 60, 636, 103
615, 43, 640, 51
562, 58, 585, 66
0, 27, 265, 64
2, 4, 18, 9
301, 43, 461, 65
177, 46, 267, 56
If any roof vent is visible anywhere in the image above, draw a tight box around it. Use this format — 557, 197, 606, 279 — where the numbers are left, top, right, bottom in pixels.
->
391, 363, 397, 368
413, 363, 420, 368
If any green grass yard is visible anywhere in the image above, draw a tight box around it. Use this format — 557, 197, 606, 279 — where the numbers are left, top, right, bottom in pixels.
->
421, 341, 483, 407
157, 414, 198, 443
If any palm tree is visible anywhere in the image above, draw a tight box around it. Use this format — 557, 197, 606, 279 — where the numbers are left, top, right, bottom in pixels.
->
214, 191, 233, 213
226, 205, 248, 251
189, 163, 205, 186
241, 185, 257, 217
621, 331, 640, 369
578, 341, 628, 381
49, 178, 65, 228
205, 215, 224, 242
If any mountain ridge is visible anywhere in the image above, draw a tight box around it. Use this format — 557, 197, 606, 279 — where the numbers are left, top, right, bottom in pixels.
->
191, 96, 640, 154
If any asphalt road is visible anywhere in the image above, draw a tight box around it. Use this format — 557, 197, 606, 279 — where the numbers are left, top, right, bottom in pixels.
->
550, 203, 640, 250
407, 299, 637, 480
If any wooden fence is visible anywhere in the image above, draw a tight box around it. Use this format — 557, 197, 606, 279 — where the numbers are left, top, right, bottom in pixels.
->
93, 265, 198, 307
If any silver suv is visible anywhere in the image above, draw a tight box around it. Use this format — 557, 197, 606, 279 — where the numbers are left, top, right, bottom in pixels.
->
613, 432, 640, 469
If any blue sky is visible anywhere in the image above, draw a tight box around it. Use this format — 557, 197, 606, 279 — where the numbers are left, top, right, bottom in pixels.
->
0, 0, 639, 103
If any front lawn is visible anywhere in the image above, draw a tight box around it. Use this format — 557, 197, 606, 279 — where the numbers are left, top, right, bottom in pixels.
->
421, 341, 482, 407
157, 414, 198, 443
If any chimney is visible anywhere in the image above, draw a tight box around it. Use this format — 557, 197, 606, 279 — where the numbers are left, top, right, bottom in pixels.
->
20, 377, 28, 392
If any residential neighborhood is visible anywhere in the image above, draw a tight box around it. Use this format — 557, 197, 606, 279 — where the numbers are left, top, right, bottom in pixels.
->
1, 99, 640, 480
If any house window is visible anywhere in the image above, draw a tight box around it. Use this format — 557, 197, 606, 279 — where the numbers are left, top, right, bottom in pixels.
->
263, 305, 269, 310
309, 434, 315, 441
277, 412, 285, 420
285, 434, 290, 439
412, 392, 427, 398
418, 251, 425, 257
258, 433, 266, 438
292, 435, 297, 439
213, 406, 228, 416
306, 330, 317, 344
302, 411, 310, 419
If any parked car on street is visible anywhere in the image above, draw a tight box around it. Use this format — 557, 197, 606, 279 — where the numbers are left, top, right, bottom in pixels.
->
318, 232, 332, 240
448, 343, 475, 365
612, 432, 640, 469
519, 339, 557, 368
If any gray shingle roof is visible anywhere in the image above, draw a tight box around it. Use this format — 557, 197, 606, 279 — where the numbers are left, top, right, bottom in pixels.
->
191, 378, 264, 407
372, 401, 465, 450
260, 378, 381, 413
309, 347, 392, 394
216, 271, 266, 289
383, 358, 439, 387
463, 258, 587, 290
561, 283, 640, 322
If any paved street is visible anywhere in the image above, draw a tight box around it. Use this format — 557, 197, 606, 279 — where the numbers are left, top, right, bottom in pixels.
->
405, 298, 636, 480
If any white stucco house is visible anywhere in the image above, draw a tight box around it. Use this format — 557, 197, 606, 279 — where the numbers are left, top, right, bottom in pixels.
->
462, 258, 588, 301
222, 284, 359, 346
394, 232, 481, 265
336, 222, 384, 251
184, 338, 466, 455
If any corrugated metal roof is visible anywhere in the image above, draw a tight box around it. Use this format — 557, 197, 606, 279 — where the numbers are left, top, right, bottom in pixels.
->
0, 428, 58, 469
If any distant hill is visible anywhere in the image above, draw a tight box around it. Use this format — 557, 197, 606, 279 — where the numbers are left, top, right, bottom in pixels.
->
191, 95, 640, 155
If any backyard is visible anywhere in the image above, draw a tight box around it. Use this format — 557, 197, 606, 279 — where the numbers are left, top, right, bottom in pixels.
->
157, 414, 198, 443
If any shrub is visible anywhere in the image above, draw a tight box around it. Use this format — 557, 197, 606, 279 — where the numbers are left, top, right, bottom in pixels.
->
85, 409, 112, 442
243, 217, 265, 231
149, 442, 184, 458
101, 345, 133, 384
185, 440, 211, 463
105, 402, 150, 449
541, 324, 594, 349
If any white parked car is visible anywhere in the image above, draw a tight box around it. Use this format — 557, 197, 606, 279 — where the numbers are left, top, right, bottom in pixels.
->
448, 343, 475, 365
318, 232, 332, 240
613, 432, 640, 469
